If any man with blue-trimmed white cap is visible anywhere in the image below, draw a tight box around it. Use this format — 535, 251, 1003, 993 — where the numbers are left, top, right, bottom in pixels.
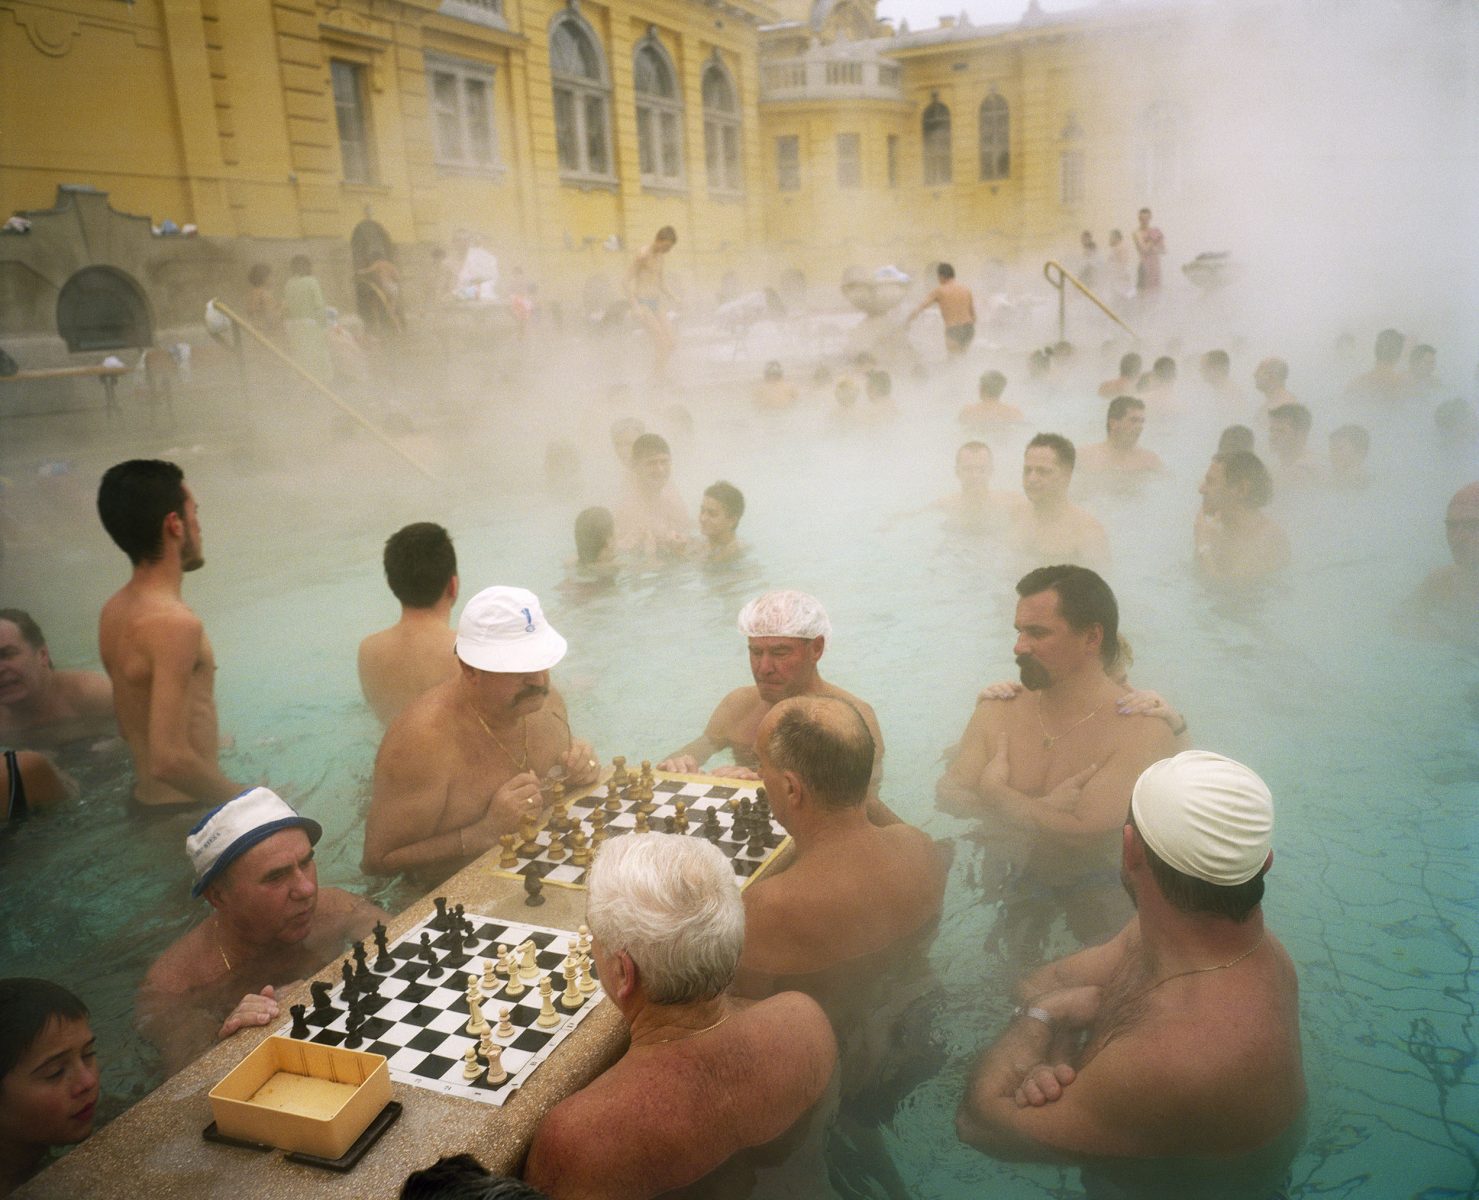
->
136, 787, 385, 1077
958, 751, 1305, 1184
363, 586, 599, 885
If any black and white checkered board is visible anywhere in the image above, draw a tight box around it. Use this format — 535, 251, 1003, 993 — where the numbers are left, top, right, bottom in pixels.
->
277, 912, 601, 1106
499, 773, 788, 890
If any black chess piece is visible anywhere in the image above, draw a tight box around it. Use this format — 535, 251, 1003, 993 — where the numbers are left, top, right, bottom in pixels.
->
524, 872, 546, 907
419, 932, 441, 978
703, 810, 722, 843
372, 921, 393, 971
447, 924, 465, 962
454, 904, 469, 936
345, 1009, 364, 1049
738, 796, 752, 820
353, 940, 370, 979
747, 827, 768, 857
340, 960, 357, 999
310, 981, 333, 1015
290, 1003, 310, 1038
663, 815, 676, 834
755, 786, 766, 804
433, 897, 449, 930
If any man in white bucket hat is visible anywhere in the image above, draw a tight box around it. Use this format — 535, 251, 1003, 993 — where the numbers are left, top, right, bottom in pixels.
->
957, 751, 1305, 1180
364, 586, 599, 883
136, 787, 385, 1076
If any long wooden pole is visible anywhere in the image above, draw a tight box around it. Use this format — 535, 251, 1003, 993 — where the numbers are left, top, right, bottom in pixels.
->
210, 299, 437, 481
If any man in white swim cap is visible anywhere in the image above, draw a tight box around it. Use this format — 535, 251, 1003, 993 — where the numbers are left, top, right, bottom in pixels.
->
657, 590, 889, 815
363, 586, 600, 884
959, 750, 1305, 1173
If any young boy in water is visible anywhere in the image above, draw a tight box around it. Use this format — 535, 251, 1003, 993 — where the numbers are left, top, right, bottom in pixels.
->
697, 482, 746, 563
0, 979, 100, 1197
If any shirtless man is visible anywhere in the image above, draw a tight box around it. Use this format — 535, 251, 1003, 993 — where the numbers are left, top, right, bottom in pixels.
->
738, 696, 944, 985
96, 460, 241, 808
657, 590, 885, 797
0, 609, 113, 747
1076, 396, 1163, 480
1267, 402, 1320, 491
524, 833, 837, 1199
137, 788, 385, 1076
696, 481, 745, 563
1096, 352, 1140, 400
613, 433, 693, 560
1008, 435, 1111, 573
1194, 451, 1290, 583
1252, 356, 1297, 418
958, 752, 1304, 1189
959, 370, 1024, 428
1411, 482, 1479, 645
357, 522, 459, 725
905, 262, 977, 357
1344, 327, 1407, 402
1198, 348, 1244, 406
938, 566, 1177, 952
363, 586, 599, 883
626, 226, 678, 374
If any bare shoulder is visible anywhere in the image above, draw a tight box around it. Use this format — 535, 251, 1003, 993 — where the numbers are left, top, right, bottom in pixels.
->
748, 991, 835, 1058
57, 669, 113, 714
1117, 708, 1179, 756
142, 923, 212, 996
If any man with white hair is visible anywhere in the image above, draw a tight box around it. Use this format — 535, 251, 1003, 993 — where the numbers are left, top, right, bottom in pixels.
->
957, 751, 1305, 1185
137, 788, 386, 1076
363, 586, 600, 883
657, 590, 885, 799
524, 833, 837, 1198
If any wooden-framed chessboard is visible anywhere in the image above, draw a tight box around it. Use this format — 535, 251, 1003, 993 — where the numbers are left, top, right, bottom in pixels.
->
488, 759, 789, 892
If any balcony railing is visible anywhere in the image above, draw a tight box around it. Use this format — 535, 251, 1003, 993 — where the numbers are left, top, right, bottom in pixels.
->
760, 51, 905, 101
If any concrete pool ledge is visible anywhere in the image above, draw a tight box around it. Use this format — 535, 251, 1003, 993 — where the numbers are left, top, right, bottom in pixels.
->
18, 858, 627, 1199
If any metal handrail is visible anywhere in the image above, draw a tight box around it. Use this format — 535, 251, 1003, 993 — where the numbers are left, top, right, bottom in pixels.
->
1043, 260, 1138, 342
209, 298, 436, 481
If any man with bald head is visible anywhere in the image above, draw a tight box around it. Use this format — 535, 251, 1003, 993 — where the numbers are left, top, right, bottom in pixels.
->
658, 590, 884, 796
958, 752, 1305, 1194
1411, 482, 1479, 644
363, 586, 600, 884
137, 788, 386, 1076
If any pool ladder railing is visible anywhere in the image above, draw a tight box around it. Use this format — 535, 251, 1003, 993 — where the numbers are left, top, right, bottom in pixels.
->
1042, 260, 1139, 344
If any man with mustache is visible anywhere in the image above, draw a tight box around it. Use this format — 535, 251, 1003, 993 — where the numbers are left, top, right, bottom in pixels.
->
938, 566, 1177, 956
363, 586, 600, 885
137, 788, 385, 1077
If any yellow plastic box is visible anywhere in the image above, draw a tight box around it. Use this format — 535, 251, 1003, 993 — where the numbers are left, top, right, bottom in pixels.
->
208, 1036, 391, 1160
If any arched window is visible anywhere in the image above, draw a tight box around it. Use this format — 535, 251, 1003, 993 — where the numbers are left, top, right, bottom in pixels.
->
702, 58, 742, 193
550, 11, 612, 180
1136, 101, 1179, 200
634, 34, 683, 186
922, 96, 951, 186
978, 92, 1009, 181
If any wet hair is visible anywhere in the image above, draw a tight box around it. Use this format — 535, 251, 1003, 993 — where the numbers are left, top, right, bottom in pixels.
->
1269, 402, 1312, 435
1131, 819, 1267, 922
937, 262, 955, 280
1329, 424, 1369, 457
1374, 328, 1404, 363
97, 459, 188, 564
1028, 348, 1052, 375
1201, 349, 1230, 374
1410, 343, 1436, 367
1119, 352, 1142, 378
587, 834, 744, 1004
247, 263, 271, 288
383, 523, 456, 608
1152, 356, 1177, 382
763, 696, 874, 810
1214, 450, 1274, 508
1218, 424, 1255, 455
1027, 432, 1076, 470
1108, 229, 1123, 244
866, 369, 892, 399
978, 370, 1007, 399
1106, 395, 1145, 426
0, 979, 89, 1081
400, 1154, 549, 1200
290, 254, 312, 276
763, 360, 783, 380
630, 433, 671, 462
1016, 565, 1120, 669
654, 226, 677, 245
957, 440, 991, 463
0, 608, 45, 650
703, 481, 744, 524
574, 507, 614, 565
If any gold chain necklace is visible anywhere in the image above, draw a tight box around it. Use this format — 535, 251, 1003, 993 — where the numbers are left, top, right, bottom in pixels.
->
1036, 695, 1109, 749
1135, 932, 1265, 1002
633, 1011, 731, 1048
215, 918, 233, 973
472, 709, 530, 770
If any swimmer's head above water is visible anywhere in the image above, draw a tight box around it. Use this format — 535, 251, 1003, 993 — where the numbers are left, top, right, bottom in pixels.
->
454, 587, 568, 713
1013, 564, 1119, 688
97, 459, 203, 572
738, 591, 830, 702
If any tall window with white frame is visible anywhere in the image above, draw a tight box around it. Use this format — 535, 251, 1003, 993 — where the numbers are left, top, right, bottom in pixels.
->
886, 134, 898, 188
979, 92, 1009, 181
634, 34, 684, 187
331, 60, 376, 184
550, 11, 613, 181
1136, 101, 1180, 200
776, 135, 800, 191
1059, 113, 1084, 206
922, 96, 951, 186
427, 57, 499, 172
701, 58, 742, 194
836, 132, 861, 189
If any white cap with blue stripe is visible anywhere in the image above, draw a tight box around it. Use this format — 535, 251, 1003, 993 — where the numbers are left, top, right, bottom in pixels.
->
186, 787, 322, 898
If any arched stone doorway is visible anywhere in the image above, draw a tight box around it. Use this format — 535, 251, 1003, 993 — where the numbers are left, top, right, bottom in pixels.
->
55, 265, 153, 352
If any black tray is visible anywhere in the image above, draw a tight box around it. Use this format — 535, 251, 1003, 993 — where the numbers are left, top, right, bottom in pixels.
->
202, 1099, 402, 1171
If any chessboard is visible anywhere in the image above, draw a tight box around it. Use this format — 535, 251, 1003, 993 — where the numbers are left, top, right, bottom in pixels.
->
277, 904, 601, 1106
491, 760, 789, 891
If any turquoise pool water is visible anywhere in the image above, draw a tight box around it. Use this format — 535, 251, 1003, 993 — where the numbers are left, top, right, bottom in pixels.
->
1, 325, 1474, 1196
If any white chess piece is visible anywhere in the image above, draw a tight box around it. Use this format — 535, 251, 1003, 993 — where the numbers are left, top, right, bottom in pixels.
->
461, 1045, 481, 1080
485, 1043, 508, 1084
